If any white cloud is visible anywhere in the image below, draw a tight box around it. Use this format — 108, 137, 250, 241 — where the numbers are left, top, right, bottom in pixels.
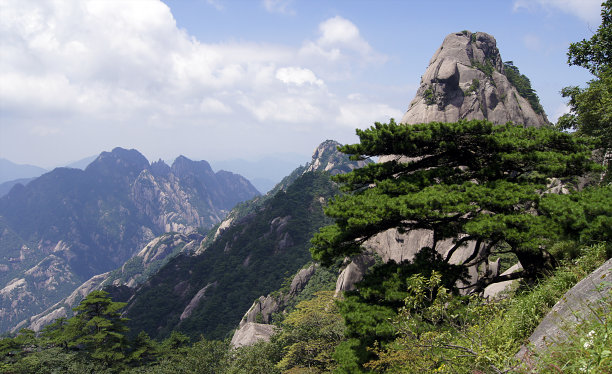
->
0, 0, 399, 165
206, 0, 224, 11
263, 0, 295, 15
299, 16, 381, 62
336, 96, 403, 128
318, 16, 371, 54
276, 67, 324, 86
240, 96, 322, 123
513, 0, 602, 25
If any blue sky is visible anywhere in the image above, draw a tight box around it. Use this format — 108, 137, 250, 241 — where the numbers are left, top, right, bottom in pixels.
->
0, 0, 604, 169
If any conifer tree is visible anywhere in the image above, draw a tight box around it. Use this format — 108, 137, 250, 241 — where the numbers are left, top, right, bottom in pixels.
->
310, 119, 604, 371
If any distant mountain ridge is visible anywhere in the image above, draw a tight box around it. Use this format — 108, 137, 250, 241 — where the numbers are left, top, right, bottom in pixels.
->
212, 153, 310, 193
0, 147, 259, 332
0, 158, 47, 184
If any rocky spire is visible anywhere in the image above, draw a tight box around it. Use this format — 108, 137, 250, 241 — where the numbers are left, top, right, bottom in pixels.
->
400, 31, 549, 126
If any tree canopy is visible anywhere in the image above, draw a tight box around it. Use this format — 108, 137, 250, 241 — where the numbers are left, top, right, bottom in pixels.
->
309, 119, 610, 371
558, 0, 612, 178
311, 120, 598, 283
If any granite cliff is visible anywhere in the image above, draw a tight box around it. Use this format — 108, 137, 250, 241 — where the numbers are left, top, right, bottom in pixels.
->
401, 30, 549, 126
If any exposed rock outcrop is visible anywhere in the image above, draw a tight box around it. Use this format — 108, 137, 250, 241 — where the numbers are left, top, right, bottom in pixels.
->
517, 258, 612, 362
305, 140, 371, 175
400, 31, 548, 127
231, 265, 321, 348
240, 264, 318, 328
180, 282, 215, 321
483, 263, 522, 300
335, 254, 376, 296
231, 322, 278, 348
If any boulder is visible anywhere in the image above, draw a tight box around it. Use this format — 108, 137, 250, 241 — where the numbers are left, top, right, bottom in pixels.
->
230, 322, 277, 348
517, 258, 612, 361
240, 264, 318, 328
335, 254, 376, 296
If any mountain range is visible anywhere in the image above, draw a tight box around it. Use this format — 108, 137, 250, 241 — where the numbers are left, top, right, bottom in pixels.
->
0, 148, 259, 332
15, 140, 369, 339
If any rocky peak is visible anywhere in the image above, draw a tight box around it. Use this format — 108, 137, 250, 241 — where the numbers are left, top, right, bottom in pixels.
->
171, 156, 215, 180
149, 159, 171, 178
85, 147, 150, 178
305, 140, 370, 175
401, 31, 549, 126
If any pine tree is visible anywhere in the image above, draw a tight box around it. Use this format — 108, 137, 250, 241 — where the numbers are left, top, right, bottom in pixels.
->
310, 119, 605, 371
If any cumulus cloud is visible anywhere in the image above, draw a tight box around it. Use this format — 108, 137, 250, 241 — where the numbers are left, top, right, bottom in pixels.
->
513, 0, 603, 25
276, 67, 324, 86
0, 0, 398, 165
299, 16, 385, 68
200, 97, 232, 114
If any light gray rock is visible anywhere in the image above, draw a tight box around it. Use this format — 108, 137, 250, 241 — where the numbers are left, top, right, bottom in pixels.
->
240, 295, 280, 327
305, 140, 371, 175
289, 265, 317, 296
240, 264, 318, 327
231, 322, 277, 348
483, 263, 522, 300
180, 283, 214, 321
517, 258, 612, 361
335, 254, 376, 296
400, 31, 548, 127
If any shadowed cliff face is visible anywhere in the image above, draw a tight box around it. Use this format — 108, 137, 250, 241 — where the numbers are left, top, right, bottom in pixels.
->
401, 31, 549, 127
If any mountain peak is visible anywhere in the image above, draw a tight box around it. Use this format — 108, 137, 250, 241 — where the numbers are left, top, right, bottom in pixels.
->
305, 140, 370, 175
85, 147, 149, 177
171, 155, 213, 177
400, 31, 549, 127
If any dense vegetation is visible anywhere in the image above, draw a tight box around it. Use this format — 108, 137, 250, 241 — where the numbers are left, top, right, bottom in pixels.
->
503, 61, 545, 114
1, 243, 608, 373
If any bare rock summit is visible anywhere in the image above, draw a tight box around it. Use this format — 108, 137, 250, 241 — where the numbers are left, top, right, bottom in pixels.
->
400, 31, 549, 126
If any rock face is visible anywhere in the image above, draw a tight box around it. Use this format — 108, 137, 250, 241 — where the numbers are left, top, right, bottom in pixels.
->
517, 258, 612, 361
0, 148, 258, 333
17, 232, 203, 332
239, 264, 317, 328
335, 254, 376, 296
230, 322, 277, 348
400, 31, 549, 127
306, 140, 370, 175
